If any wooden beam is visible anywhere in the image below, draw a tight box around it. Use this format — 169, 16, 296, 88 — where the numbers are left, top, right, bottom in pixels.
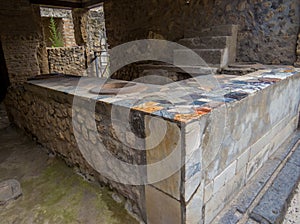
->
30, 0, 83, 8
82, 0, 105, 8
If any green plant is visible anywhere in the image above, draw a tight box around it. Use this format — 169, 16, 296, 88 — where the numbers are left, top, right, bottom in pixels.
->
49, 17, 64, 48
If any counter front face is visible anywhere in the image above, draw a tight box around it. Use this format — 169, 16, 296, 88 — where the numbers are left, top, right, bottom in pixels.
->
5, 67, 300, 223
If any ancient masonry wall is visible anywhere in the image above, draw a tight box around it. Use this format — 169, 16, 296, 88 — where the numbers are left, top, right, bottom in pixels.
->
199, 74, 300, 223
144, 73, 300, 224
41, 6, 106, 77
86, 7, 106, 55
104, 0, 300, 65
47, 47, 87, 76
0, 0, 48, 85
81, 6, 107, 77
5, 84, 147, 221
296, 32, 300, 66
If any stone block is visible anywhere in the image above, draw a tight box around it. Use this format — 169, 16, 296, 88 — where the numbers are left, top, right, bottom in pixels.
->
236, 147, 250, 172
204, 186, 226, 224
200, 25, 239, 37
186, 183, 204, 224
245, 218, 260, 224
219, 209, 243, 224
248, 108, 294, 161
0, 179, 22, 205
178, 36, 230, 50
184, 120, 202, 160
206, 167, 246, 223
225, 166, 246, 202
202, 106, 227, 174
213, 161, 236, 194
249, 131, 272, 160
268, 116, 298, 157
174, 49, 227, 67
247, 143, 271, 181
183, 120, 205, 202
204, 182, 213, 204
235, 159, 281, 214
151, 172, 181, 201
251, 162, 300, 224
184, 170, 202, 203
145, 185, 181, 224
145, 115, 182, 200
287, 144, 300, 167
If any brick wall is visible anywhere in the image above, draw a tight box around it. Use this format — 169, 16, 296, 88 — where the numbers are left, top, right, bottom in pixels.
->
62, 17, 77, 47
0, 0, 48, 85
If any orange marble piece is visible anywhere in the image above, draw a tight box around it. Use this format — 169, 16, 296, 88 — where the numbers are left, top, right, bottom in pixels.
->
195, 106, 212, 115
133, 101, 164, 113
174, 113, 202, 122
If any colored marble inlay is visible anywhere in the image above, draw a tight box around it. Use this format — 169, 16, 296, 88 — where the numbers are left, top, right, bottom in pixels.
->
133, 102, 164, 113
27, 67, 300, 123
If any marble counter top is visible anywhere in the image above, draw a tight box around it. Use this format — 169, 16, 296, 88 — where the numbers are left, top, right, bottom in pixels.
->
27, 66, 300, 123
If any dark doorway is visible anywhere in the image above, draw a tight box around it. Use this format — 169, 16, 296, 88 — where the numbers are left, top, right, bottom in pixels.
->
0, 39, 10, 102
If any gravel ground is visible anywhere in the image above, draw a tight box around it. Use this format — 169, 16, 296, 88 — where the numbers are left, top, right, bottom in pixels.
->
283, 181, 300, 224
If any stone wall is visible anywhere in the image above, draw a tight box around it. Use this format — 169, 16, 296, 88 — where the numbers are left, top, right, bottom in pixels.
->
0, 0, 48, 85
104, 0, 300, 65
104, 0, 184, 48
200, 75, 300, 223
186, 0, 300, 65
41, 6, 106, 77
47, 47, 87, 76
86, 6, 106, 52
144, 72, 300, 224
296, 32, 300, 66
5, 83, 146, 221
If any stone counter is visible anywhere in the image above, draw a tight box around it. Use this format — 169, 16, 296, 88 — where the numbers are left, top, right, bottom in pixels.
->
5, 67, 300, 223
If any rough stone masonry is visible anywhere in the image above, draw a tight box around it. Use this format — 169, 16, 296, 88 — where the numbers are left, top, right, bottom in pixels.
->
296, 32, 300, 66
104, 0, 300, 65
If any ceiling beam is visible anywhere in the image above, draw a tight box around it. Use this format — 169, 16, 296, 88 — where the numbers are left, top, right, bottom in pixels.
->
82, 0, 105, 8
30, 0, 83, 8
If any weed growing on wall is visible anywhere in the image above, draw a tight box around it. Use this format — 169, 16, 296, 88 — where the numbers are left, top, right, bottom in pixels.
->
49, 17, 64, 48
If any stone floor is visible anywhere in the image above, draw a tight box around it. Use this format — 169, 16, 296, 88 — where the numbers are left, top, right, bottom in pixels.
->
0, 104, 138, 224
283, 182, 300, 224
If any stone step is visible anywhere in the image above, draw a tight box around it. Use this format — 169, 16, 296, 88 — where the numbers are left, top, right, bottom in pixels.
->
178, 36, 230, 50
185, 24, 239, 38
173, 48, 228, 68
137, 64, 218, 75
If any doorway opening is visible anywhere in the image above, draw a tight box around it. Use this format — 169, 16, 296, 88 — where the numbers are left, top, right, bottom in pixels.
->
0, 39, 10, 102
